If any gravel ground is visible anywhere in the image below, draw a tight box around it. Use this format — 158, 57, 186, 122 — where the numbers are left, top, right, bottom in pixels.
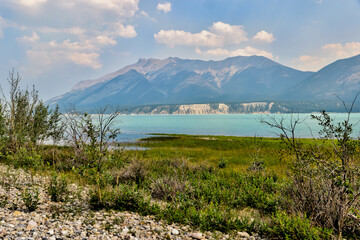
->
0, 164, 266, 240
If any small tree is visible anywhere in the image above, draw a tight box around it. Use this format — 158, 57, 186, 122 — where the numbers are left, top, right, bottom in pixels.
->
64, 105, 120, 170
0, 70, 65, 153
65, 106, 121, 204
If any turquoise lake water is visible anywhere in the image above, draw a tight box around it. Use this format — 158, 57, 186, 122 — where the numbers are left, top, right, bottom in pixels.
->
113, 113, 360, 141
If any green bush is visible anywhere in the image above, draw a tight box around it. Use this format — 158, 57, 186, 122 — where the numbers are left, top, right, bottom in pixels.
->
47, 173, 69, 202
218, 158, 228, 169
112, 184, 160, 215
22, 187, 39, 212
9, 147, 42, 169
0, 70, 64, 154
263, 211, 333, 240
89, 184, 160, 216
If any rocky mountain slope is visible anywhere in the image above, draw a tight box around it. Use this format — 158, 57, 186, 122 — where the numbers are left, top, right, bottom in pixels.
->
47, 56, 312, 111
283, 54, 360, 102
47, 54, 360, 113
124, 102, 289, 115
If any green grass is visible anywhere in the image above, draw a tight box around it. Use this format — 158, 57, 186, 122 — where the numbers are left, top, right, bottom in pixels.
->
125, 134, 291, 174
0, 134, 340, 239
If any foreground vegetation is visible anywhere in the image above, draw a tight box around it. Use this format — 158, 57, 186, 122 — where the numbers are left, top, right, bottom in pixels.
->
0, 71, 359, 239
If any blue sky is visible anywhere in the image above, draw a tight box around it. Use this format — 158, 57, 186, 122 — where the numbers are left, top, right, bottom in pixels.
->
1, 0, 360, 99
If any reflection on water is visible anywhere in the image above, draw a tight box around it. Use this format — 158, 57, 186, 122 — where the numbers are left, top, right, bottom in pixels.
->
114, 113, 360, 139
120, 146, 149, 151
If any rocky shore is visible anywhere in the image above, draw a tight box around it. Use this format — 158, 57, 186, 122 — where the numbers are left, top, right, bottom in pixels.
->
0, 164, 266, 240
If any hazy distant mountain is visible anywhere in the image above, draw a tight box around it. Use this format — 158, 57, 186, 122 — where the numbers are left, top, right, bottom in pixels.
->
47, 55, 313, 111
283, 54, 360, 102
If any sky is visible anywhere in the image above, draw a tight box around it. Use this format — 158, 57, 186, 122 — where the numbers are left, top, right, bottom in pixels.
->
1, 0, 360, 100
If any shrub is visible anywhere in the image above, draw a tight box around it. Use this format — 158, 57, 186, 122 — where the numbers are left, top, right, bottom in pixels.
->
0, 194, 8, 207
9, 147, 42, 169
160, 199, 254, 233
218, 158, 228, 169
22, 187, 39, 212
150, 175, 192, 201
89, 186, 113, 210
1, 70, 64, 153
64, 106, 120, 170
262, 105, 360, 238
47, 172, 69, 202
89, 184, 160, 216
116, 159, 147, 184
263, 211, 333, 240
112, 184, 160, 215
247, 160, 265, 172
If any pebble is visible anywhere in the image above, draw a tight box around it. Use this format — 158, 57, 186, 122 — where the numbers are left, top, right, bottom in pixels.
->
238, 232, 250, 238
171, 228, 179, 235
192, 232, 203, 239
26, 220, 38, 230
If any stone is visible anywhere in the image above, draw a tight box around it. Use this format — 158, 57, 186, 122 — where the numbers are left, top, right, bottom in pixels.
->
26, 221, 38, 230
154, 227, 162, 233
13, 211, 22, 217
172, 229, 180, 235
238, 232, 250, 238
192, 232, 203, 239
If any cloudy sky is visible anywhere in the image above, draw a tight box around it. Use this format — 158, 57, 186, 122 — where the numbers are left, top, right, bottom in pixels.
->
1, 0, 360, 99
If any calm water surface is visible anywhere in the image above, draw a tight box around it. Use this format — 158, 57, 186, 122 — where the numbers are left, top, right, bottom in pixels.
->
114, 113, 360, 141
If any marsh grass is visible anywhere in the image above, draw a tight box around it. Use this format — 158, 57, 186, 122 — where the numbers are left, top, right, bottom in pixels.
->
134, 134, 291, 174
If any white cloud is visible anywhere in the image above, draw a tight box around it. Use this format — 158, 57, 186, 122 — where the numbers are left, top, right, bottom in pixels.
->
18, 0, 47, 7
19, 30, 127, 72
14, 0, 139, 17
157, 2, 171, 13
85, 0, 139, 17
195, 47, 230, 56
36, 27, 86, 35
252, 30, 275, 43
69, 52, 101, 69
196, 46, 274, 59
230, 46, 274, 59
111, 23, 137, 38
322, 42, 360, 58
18, 23, 137, 72
293, 42, 360, 71
155, 21, 248, 47
155, 29, 219, 47
4, 0, 140, 74
24, 38, 104, 70
139, 10, 157, 22
17, 32, 40, 43
294, 55, 328, 71
209, 22, 248, 45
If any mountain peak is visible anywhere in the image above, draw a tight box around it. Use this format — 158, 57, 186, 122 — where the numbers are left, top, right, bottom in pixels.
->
48, 55, 312, 110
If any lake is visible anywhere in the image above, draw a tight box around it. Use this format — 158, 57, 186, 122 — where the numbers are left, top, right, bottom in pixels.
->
113, 113, 360, 141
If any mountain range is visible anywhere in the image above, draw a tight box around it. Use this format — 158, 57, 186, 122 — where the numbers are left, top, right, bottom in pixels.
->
47, 54, 360, 113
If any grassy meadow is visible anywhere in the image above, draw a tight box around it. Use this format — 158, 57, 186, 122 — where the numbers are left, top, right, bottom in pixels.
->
7, 133, 352, 239
124, 134, 290, 174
